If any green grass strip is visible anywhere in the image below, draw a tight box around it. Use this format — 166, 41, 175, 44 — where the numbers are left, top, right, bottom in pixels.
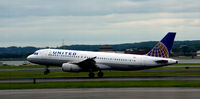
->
0, 65, 57, 69
0, 80, 200, 89
154, 67, 200, 70
1, 71, 200, 79
174, 63, 200, 65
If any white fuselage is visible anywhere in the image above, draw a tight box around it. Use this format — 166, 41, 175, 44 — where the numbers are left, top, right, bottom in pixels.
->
27, 49, 177, 71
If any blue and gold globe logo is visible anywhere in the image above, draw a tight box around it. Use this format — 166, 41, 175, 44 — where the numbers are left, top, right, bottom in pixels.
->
147, 42, 169, 58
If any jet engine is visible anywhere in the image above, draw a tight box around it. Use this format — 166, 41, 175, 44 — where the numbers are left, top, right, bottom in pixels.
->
62, 63, 82, 72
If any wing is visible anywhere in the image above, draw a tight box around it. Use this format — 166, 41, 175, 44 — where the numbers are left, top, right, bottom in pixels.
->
69, 56, 111, 71
74, 57, 99, 71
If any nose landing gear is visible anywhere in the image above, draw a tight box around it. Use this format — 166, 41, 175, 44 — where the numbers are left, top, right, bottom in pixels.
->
44, 66, 50, 75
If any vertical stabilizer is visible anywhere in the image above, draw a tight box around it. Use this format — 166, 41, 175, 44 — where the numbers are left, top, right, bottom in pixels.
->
147, 32, 176, 58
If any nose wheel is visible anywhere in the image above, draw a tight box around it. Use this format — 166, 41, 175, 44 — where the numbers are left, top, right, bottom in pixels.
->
44, 66, 50, 75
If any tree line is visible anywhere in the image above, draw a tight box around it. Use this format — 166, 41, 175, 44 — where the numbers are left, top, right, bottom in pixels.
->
0, 40, 199, 59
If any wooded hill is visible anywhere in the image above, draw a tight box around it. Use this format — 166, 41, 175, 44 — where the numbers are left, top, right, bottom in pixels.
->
0, 40, 200, 59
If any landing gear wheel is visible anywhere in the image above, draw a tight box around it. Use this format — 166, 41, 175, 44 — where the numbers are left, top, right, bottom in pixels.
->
98, 72, 104, 78
44, 66, 50, 75
88, 72, 95, 78
44, 69, 50, 75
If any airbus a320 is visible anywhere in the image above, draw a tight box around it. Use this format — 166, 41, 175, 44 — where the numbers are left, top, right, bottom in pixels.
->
27, 32, 178, 78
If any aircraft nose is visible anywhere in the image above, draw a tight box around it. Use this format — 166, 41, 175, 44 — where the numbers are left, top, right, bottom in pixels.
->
27, 55, 33, 62
176, 60, 178, 64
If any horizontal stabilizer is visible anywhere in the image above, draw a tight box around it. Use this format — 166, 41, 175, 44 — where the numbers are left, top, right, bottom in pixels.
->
155, 60, 168, 64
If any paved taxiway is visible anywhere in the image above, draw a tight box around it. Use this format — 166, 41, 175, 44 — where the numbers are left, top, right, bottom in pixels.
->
0, 88, 200, 99
1, 76, 200, 83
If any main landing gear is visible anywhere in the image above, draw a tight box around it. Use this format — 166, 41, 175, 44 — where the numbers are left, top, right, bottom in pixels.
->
44, 66, 50, 75
98, 70, 104, 78
88, 70, 104, 78
88, 72, 95, 78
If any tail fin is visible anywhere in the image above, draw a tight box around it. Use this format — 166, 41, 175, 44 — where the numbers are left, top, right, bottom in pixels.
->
147, 32, 176, 58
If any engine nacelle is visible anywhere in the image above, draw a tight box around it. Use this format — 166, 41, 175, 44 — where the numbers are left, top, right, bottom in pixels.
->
62, 63, 82, 72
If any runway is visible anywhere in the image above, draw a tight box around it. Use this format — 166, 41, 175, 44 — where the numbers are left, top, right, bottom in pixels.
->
1, 76, 200, 83
0, 88, 200, 99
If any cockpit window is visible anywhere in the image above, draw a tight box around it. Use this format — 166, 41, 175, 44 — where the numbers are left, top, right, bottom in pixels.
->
33, 52, 38, 55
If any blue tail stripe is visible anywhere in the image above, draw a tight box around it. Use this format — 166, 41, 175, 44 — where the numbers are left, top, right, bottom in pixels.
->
161, 32, 176, 52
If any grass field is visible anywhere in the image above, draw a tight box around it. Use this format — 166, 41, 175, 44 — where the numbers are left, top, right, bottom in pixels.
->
1, 71, 200, 79
0, 63, 200, 79
0, 80, 200, 89
0, 65, 53, 69
173, 63, 200, 65
0, 63, 200, 89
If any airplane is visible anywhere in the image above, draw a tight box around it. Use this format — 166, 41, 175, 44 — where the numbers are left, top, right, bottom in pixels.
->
27, 32, 178, 78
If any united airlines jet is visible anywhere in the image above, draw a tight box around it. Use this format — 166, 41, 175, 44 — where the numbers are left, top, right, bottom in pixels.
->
27, 32, 178, 77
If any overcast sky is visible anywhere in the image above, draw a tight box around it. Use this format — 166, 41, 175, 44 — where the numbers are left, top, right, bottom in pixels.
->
0, 0, 200, 47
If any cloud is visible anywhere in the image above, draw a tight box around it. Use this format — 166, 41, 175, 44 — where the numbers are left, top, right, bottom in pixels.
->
0, 0, 200, 47
111, 18, 186, 26
0, 0, 200, 17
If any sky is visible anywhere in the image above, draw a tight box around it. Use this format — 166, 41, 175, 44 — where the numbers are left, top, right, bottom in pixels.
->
0, 0, 200, 47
